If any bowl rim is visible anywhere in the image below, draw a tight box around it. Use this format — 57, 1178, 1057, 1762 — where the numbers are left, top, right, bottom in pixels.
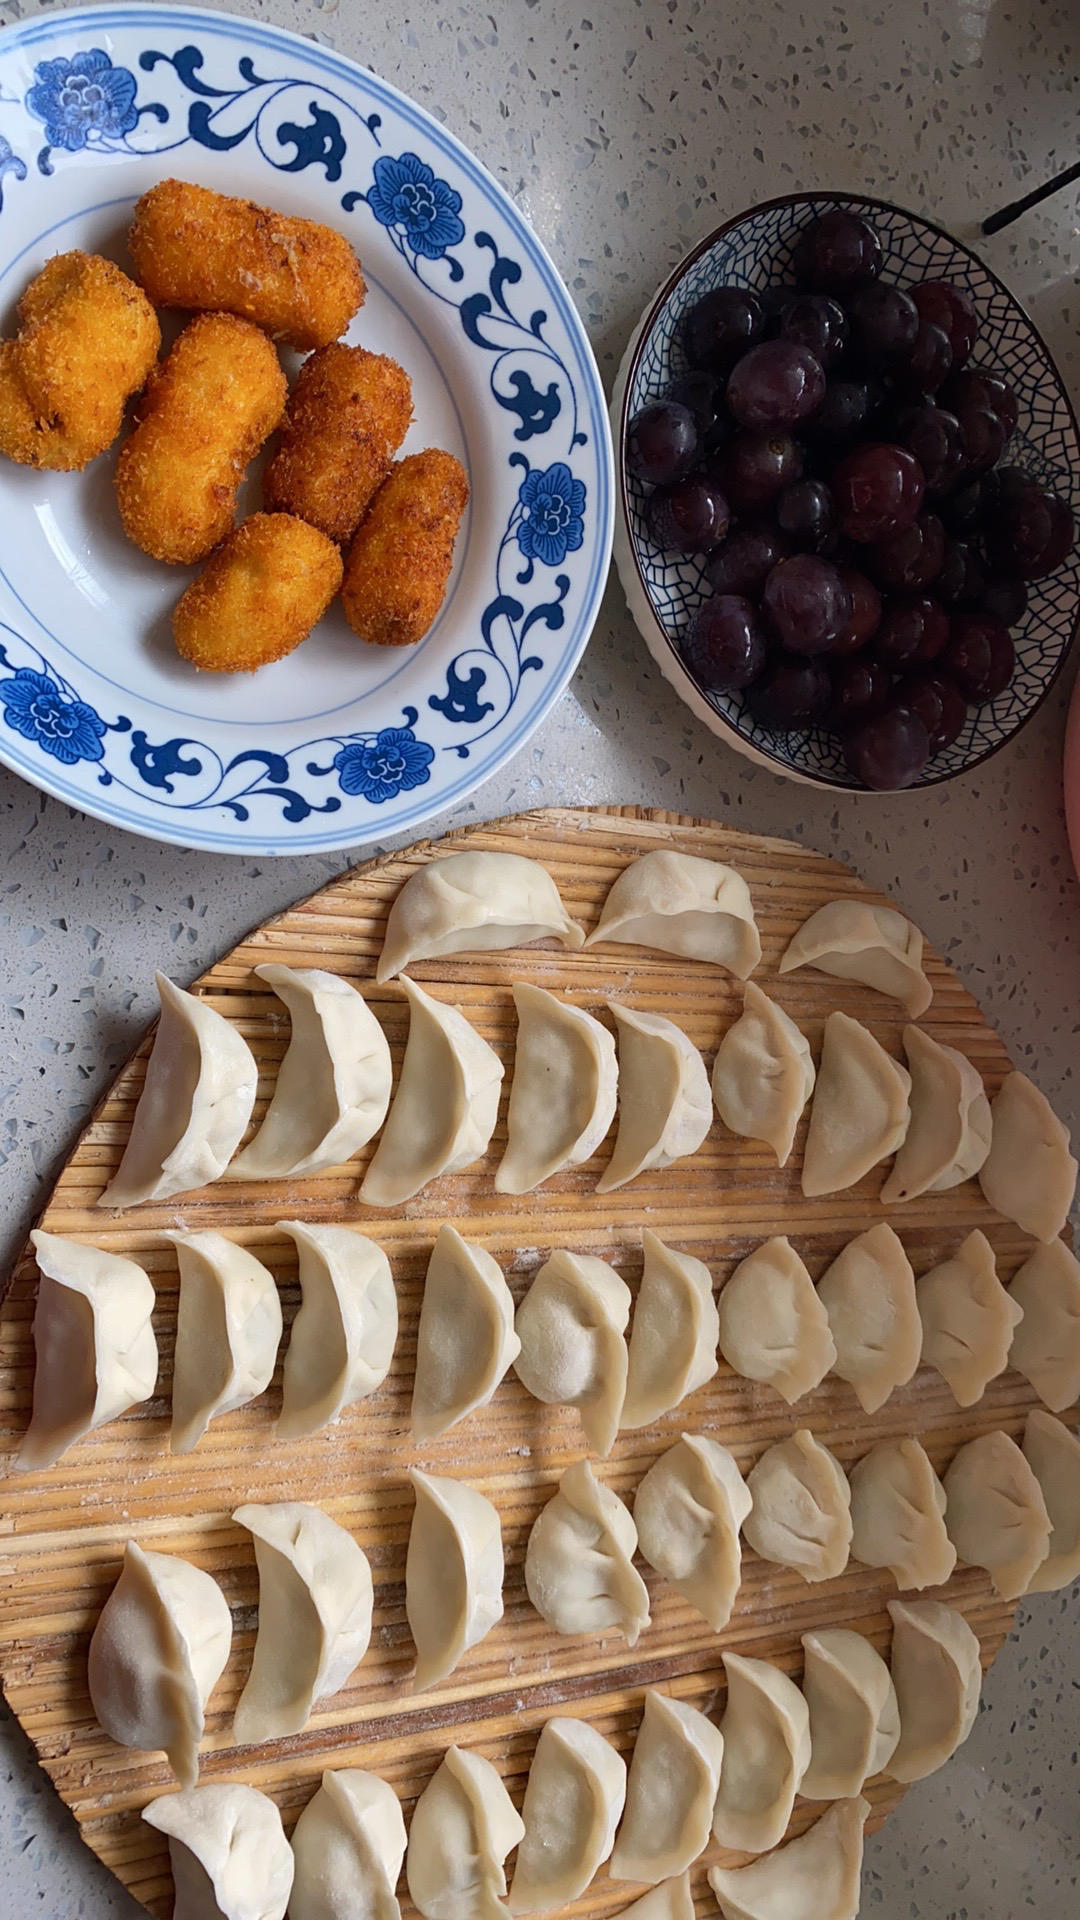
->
617, 188, 1080, 791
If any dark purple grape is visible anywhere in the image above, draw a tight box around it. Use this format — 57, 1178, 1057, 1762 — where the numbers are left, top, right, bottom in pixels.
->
899, 406, 965, 494
758, 283, 803, 330
942, 614, 1016, 700
873, 595, 949, 668
844, 707, 932, 789
833, 443, 926, 542
833, 568, 883, 652
901, 319, 953, 394
720, 430, 803, 513
682, 594, 768, 692
682, 287, 764, 374
893, 673, 968, 753
664, 371, 729, 450
726, 341, 826, 430
704, 524, 790, 597
942, 368, 1019, 436
939, 477, 983, 534
793, 210, 883, 291
747, 655, 831, 730
982, 464, 1031, 505
983, 483, 1076, 581
777, 478, 835, 550
935, 538, 986, 607
912, 282, 978, 366
761, 554, 853, 654
809, 376, 877, 447
980, 575, 1028, 626
646, 473, 730, 552
870, 512, 945, 592
957, 405, 1007, 477
626, 400, 698, 485
827, 656, 892, 729
847, 284, 920, 364
780, 295, 849, 369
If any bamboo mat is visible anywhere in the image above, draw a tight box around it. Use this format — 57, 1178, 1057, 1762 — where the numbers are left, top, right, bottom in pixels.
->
0, 805, 1053, 1918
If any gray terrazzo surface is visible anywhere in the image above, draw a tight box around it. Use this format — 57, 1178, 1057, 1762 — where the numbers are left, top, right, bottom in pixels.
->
0, 0, 1078, 1912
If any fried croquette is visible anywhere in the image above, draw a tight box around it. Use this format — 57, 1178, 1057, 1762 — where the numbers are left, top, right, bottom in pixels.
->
341, 449, 469, 647
262, 343, 413, 545
114, 314, 287, 565
0, 251, 159, 471
130, 179, 365, 352
172, 512, 343, 673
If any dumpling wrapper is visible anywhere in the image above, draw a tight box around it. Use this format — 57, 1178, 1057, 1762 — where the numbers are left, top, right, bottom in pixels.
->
612, 1879, 693, 1920
524, 1459, 649, 1646
377, 850, 583, 981
412, 1226, 519, 1442
886, 1599, 982, 1783
1008, 1238, 1080, 1412
585, 850, 761, 976
360, 979, 503, 1207
712, 1652, 810, 1854
143, 1782, 294, 1920
708, 1797, 870, 1920
277, 1223, 397, 1439
228, 965, 391, 1178
779, 897, 931, 1016
167, 1231, 282, 1454
99, 973, 257, 1208
917, 1229, 1021, 1407
743, 1429, 852, 1583
406, 1746, 524, 1920
622, 1232, 718, 1429
711, 982, 814, 1166
718, 1237, 836, 1405
848, 1436, 956, 1591
289, 1769, 407, 1920
801, 1011, 911, 1198
497, 984, 616, 1194
88, 1541, 232, 1789
514, 1249, 630, 1456
609, 1690, 725, 1884
943, 1429, 1051, 1600
509, 1718, 626, 1913
406, 1469, 503, 1690
817, 1223, 921, 1414
18, 1230, 158, 1472
880, 1025, 991, 1204
597, 1004, 711, 1192
634, 1433, 751, 1633
233, 1502, 373, 1744
800, 1626, 900, 1799
1022, 1409, 1080, 1594
978, 1069, 1077, 1242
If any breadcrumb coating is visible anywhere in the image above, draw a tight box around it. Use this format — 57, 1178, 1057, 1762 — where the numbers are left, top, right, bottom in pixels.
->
172, 512, 344, 673
263, 342, 413, 544
341, 448, 469, 647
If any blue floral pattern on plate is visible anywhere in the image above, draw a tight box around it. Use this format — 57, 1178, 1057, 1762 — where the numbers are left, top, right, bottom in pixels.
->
367, 152, 465, 260
0, 666, 106, 766
26, 48, 138, 152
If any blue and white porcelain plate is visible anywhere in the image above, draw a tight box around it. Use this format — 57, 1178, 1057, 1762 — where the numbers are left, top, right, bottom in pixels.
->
0, 6, 613, 852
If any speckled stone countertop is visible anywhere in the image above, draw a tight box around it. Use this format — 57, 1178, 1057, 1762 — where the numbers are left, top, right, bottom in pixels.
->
1, 0, 1078, 1912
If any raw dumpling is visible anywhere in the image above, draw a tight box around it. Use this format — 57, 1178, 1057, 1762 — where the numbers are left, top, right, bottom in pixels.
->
1022, 1409, 1080, 1594
801, 1011, 911, 1198
88, 1541, 231, 1789
1008, 1239, 1080, 1411
99, 973, 257, 1208
816, 1224, 920, 1415
717, 1238, 835, 1404
610, 1689, 725, 1883
585, 849, 760, 975
712, 1652, 810, 1854
613, 1878, 693, 1920
406, 1469, 503, 1689
597, 1004, 711, 1192
407, 1746, 524, 1920
510, 1718, 626, 1913
880, 1026, 991, 1204
289, 1769, 407, 1920
799, 1628, 899, 1798
277, 1223, 396, 1440
978, 1070, 1077, 1241
18, 1230, 158, 1472
708, 1796, 870, 1920
496, 985, 616, 1194
711, 983, 814, 1166
513, 1249, 630, 1455
412, 1227, 519, 1442
167, 1231, 281, 1454
229, 965, 391, 1178
622, 1232, 719, 1429
848, 1437, 956, 1590
916, 1230, 1021, 1407
233, 1502, 373, 1744
360, 980, 503, 1207
886, 1598, 982, 1783
743, 1430, 852, 1583
779, 897, 931, 1016
377, 850, 583, 981
144, 1783, 294, 1920
943, 1429, 1051, 1599
634, 1433, 751, 1632
524, 1459, 649, 1645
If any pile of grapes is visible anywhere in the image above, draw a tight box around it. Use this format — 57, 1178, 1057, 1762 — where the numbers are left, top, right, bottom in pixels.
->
626, 208, 1076, 790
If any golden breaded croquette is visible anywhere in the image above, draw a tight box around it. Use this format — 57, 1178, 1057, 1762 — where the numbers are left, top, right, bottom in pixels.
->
341, 449, 469, 647
114, 314, 287, 565
130, 179, 365, 352
262, 343, 413, 544
172, 512, 343, 673
0, 251, 159, 471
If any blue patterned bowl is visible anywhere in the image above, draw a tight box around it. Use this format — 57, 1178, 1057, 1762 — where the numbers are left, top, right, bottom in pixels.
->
613, 193, 1080, 790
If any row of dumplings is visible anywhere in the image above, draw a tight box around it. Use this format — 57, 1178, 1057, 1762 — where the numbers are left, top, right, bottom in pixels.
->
136, 1587, 984, 1920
